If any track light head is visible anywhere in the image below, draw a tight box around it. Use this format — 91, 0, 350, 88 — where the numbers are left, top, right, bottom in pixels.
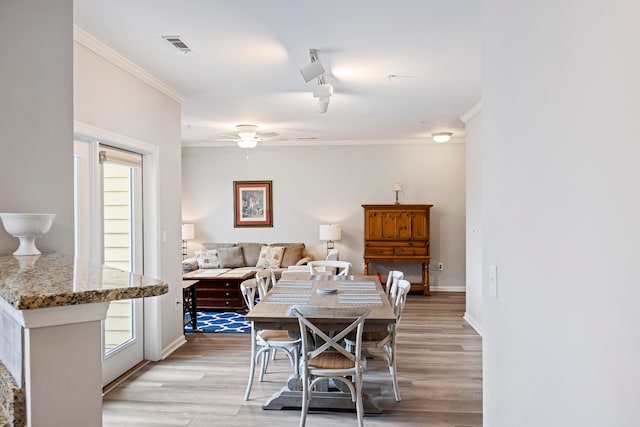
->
300, 60, 325, 83
313, 84, 333, 98
317, 97, 330, 113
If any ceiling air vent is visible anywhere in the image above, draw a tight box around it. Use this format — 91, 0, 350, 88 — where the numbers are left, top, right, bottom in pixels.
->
162, 35, 191, 54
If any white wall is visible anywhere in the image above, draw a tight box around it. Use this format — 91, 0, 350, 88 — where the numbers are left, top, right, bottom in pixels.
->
483, 2, 640, 426
0, 0, 74, 256
74, 37, 185, 354
463, 105, 483, 333
182, 143, 466, 289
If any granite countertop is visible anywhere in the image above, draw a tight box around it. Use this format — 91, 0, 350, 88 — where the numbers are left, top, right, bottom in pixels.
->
0, 252, 168, 310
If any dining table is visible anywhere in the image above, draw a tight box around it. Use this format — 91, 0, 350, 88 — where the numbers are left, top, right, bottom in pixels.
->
244, 272, 396, 413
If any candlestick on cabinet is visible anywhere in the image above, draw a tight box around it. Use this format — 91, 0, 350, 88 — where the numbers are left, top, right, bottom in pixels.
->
393, 182, 403, 205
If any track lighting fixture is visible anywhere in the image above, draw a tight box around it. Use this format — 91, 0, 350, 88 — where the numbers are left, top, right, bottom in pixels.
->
300, 49, 333, 114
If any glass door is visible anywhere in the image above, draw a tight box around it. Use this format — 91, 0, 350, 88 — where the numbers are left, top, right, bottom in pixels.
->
74, 141, 145, 386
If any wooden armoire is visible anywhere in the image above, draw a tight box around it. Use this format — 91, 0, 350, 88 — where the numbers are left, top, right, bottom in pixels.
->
362, 204, 433, 295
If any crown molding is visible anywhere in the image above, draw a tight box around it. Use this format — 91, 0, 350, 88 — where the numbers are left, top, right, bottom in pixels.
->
181, 136, 466, 148
73, 25, 186, 104
460, 101, 482, 123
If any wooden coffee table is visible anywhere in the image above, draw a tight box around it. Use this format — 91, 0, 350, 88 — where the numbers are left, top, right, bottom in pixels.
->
182, 269, 255, 311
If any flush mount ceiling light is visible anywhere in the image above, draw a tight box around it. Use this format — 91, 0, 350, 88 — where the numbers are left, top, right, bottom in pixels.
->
432, 132, 453, 143
236, 124, 259, 148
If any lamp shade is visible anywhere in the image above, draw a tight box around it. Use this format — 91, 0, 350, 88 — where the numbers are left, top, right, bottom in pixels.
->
181, 223, 195, 240
319, 224, 341, 241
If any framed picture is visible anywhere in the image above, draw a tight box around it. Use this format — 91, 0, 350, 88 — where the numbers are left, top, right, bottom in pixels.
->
233, 180, 273, 227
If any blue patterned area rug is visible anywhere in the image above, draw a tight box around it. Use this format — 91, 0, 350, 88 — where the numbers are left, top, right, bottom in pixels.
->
184, 311, 250, 333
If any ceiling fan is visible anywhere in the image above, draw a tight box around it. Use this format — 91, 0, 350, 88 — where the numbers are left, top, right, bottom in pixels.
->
218, 124, 279, 148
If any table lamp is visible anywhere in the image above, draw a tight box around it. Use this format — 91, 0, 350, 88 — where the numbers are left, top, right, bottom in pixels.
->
319, 224, 341, 255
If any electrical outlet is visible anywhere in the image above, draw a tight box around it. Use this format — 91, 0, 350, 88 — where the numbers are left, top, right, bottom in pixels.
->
437, 262, 444, 271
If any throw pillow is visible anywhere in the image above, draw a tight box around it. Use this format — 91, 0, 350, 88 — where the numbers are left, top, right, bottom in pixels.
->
182, 258, 199, 273
255, 245, 285, 269
273, 243, 305, 267
218, 246, 246, 268
196, 249, 220, 269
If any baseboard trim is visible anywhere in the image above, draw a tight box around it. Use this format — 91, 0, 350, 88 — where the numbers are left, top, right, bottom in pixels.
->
464, 312, 483, 337
161, 335, 187, 360
103, 360, 149, 396
431, 285, 466, 292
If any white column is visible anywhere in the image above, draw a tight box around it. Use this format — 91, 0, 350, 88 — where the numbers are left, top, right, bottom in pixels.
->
16, 303, 110, 427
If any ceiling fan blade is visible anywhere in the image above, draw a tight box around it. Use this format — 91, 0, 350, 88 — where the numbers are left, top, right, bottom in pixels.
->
258, 132, 279, 139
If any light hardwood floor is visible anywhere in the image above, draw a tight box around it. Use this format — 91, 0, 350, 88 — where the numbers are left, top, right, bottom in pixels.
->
103, 292, 482, 426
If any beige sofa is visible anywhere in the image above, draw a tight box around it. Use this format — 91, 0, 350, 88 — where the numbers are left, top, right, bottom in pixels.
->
182, 242, 313, 278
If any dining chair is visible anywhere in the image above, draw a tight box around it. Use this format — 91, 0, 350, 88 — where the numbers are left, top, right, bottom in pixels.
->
384, 270, 405, 300
345, 278, 412, 401
240, 278, 301, 401
255, 269, 285, 362
280, 270, 304, 280
308, 260, 351, 276
255, 269, 277, 299
291, 305, 371, 427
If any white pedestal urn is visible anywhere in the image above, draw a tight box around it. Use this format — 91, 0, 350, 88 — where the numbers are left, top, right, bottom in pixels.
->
0, 213, 56, 256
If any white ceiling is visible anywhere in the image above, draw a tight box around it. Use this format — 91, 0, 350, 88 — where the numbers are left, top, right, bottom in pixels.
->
73, 0, 482, 147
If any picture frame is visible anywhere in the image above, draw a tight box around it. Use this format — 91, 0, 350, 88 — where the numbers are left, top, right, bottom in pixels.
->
233, 180, 273, 227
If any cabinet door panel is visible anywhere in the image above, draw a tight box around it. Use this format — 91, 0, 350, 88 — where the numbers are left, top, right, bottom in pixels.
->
365, 212, 384, 239
380, 212, 399, 239
411, 211, 429, 240
396, 212, 413, 239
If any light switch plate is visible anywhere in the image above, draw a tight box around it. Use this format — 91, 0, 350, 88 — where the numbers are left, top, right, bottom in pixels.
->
489, 265, 498, 298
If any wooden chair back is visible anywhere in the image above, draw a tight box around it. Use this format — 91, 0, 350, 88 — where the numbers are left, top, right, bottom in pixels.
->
291, 305, 370, 366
